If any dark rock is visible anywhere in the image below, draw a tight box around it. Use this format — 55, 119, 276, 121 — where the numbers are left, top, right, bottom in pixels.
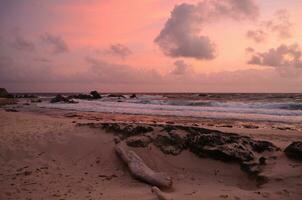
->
186, 130, 277, 163
130, 94, 137, 98
102, 123, 153, 138
250, 140, 277, 153
284, 141, 302, 160
126, 136, 152, 147
50, 95, 78, 104
242, 124, 259, 129
5, 108, 18, 112
240, 161, 262, 175
14, 94, 37, 98
0, 88, 13, 98
90, 91, 102, 99
153, 132, 186, 155
160, 125, 176, 133
31, 99, 42, 103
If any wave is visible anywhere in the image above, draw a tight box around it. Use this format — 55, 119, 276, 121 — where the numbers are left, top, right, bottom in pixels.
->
38, 98, 302, 124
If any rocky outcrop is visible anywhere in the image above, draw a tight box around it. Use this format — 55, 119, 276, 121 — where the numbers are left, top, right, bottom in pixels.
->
50, 95, 78, 104
101, 123, 153, 138
130, 94, 137, 98
126, 135, 152, 147
79, 122, 279, 178
68, 91, 102, 100
90, 91, 102, 99
0, 88, 13, 98
284, 141, 302, 160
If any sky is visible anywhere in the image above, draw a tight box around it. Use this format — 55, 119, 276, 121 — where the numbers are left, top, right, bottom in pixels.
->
0, 0, 302, 93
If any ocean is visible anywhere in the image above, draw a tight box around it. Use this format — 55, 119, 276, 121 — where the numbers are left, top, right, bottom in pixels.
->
37, 93, 302, 124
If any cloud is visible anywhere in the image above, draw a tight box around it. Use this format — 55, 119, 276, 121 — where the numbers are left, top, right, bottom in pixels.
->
264, 9, 293, 39
84, 57, 161, 84
246, 9, 293, 43
245, 47, 255, 53
248, 44, 302, 68
12, 36, 35, 51
102, 44, 132, 59
171, 60, 191, 75
246, 30, 266, 43
155, 0, 259, 59
41, 33, 69, 54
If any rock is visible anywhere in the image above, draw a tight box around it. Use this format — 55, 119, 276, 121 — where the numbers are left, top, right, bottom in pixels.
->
102, 123, 154, 138
126, 136, 152, 147
284, 141, 302, 160
5, 108, 18, 112
31, 99, 42, 103
186, 131, 277, 163
0, 88, 13, 98
240, 161, 262, 175
242, 124, 259, 129
153, 132, 186, 155
90, 91, 102, 99
50, 95, 78, 104
14, 94, 37, 98
130, 94, 137, 98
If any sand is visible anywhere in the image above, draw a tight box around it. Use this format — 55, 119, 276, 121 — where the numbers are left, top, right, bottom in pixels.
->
0, 103, 302, 200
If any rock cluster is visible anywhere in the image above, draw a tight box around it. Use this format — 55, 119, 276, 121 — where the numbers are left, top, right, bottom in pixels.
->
50, 95, 78, 104
68, 91, 102, 100
50, 91, 102, 103
79, 122, 279, 179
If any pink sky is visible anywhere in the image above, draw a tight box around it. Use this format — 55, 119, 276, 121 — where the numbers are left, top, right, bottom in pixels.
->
0, 0, 302, 92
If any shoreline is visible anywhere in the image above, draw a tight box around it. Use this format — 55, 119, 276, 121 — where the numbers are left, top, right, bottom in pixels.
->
1, 101, 302, 199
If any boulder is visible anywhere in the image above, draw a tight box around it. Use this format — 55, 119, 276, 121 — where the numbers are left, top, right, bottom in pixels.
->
0, 88, 13, 98
90, 91, 102, 99
68, 91, 101, 100
130, 94, 137, 98
284, 141, 302, 160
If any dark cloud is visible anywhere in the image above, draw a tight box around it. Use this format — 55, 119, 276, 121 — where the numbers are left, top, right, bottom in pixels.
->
12, 36, 35, 51
41, 33, 69, 54
248, 44, 302, 68
246, 9, 293, 43
103, 44, 132, 59
246, 30, 266, 43
155, 0, 259, 59
171, 60, 191, 75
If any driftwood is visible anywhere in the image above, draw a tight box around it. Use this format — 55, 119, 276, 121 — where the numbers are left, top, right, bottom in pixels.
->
151, 186, 173, 200
115, 143, 172, 188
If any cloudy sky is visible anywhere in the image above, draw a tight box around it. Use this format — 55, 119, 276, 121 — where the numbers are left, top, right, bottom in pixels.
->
0, 0, 302, 92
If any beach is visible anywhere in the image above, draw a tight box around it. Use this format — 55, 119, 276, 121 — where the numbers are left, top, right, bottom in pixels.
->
1, 96, 302, 200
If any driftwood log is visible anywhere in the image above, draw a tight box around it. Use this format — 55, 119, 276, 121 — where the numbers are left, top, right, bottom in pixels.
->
115, 143, 173, 188
151, 186, 173, 200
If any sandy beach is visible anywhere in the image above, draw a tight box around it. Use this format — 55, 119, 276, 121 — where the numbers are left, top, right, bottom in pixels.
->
1, 99, 302, 200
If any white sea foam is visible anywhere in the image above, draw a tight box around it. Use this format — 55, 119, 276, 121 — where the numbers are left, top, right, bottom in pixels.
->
38, 97, 302, 123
